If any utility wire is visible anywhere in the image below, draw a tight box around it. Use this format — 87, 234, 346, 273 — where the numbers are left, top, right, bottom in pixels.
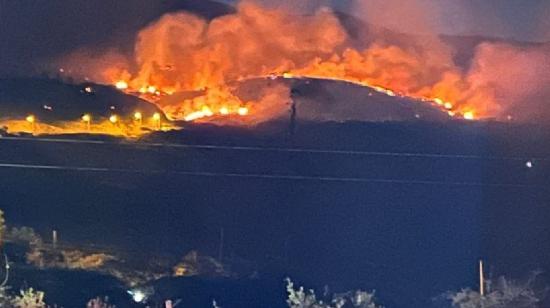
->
0, 162, 539, 188
0, 136, 547, 162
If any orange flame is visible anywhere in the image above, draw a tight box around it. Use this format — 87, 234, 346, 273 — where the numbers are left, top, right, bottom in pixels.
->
57, 1, 528, 127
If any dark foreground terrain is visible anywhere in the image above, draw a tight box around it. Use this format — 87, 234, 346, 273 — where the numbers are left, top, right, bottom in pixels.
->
0, 120, 549, 307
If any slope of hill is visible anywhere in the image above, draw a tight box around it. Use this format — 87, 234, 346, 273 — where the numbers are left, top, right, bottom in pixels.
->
0, 78, 162, 123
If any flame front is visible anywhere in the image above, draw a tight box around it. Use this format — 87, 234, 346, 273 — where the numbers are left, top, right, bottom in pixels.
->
55, 1, 544, 127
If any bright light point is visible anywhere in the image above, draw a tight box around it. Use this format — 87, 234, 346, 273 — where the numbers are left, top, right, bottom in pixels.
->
201, 106, 213, 117
282, 72, 293, 79
139, 87, 147, 94
434, 98, 444, 105
26, 115, 35, 123
82, 114, 91, 122
526, 161, 533, 168
184, 111, 206, 122
444, 102, 453, 110
134, 112, 142, 120
219, 107, 229, 115
115, 81, 128, 90
128, 290, 146, 303
463, 112, 475, 120
237, 107, 249, 116
109, 115, 118, 124
84, 86, 93, 93
153, 113, 161, 121
147, 86, 157, 94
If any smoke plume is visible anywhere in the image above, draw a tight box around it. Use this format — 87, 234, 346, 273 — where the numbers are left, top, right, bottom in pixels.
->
55, 0, 550, 124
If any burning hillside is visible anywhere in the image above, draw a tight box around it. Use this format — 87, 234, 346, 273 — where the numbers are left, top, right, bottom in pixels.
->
51, 1, 550, 127
0, 78, 169, 137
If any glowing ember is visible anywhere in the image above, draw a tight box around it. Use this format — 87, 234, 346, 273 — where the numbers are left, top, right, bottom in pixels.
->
109, 115, 118, 124
201, 106, 214, 117
282, 72, 293, 79
134, 112, 142, 121
219, 107, 230, 115
115, 80, 128, 90
184, 111, 207, 122
238, 107, 249, 116
147, 86, 157, 94
82, 114, 91, 122
463, 112, 475, 120
26, 115, 35, 123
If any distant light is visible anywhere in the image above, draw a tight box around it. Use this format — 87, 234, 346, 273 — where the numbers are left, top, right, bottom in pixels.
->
26, 115, 35, 123
139, 87, 147, 94
84, 86, 93, 93
526, 161, 533, 169
434, 98, 444, 105
115, 81, 128, 90
134, 112, 142, 121
109, 115, 118, 124
237, 107, 249, 116
82, 114, 91, 122
444, 102, 453, 110
147, 86, 157, 94
128, 290, 146, 303
463, 112, 475, 121
152, 113, 161, 121
219, 107, 229, 115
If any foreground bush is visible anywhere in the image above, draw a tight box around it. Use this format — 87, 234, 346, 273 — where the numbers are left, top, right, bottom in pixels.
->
286, 278, 383, 308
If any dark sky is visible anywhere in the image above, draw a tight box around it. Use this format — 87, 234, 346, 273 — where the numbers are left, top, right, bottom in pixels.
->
0, 0, 548, 77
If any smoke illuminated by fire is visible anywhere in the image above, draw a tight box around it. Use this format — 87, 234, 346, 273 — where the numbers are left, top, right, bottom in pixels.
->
54, 1, 550, 125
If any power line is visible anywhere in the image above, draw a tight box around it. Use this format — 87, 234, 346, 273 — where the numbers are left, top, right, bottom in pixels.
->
0, 162, 539, 188
0, 136, 547, 162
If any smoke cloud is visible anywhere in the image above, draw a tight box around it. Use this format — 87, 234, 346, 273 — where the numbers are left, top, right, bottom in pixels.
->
54, 0, 550, 124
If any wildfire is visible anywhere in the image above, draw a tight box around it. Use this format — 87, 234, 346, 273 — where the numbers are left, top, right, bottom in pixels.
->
463, 112, 475, 120
56, 1, 508, 129
237, 107, 249, 116
115, 80, 128, 90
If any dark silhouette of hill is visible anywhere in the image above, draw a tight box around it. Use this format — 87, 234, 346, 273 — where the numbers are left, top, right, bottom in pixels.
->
0, 78, 162, 123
